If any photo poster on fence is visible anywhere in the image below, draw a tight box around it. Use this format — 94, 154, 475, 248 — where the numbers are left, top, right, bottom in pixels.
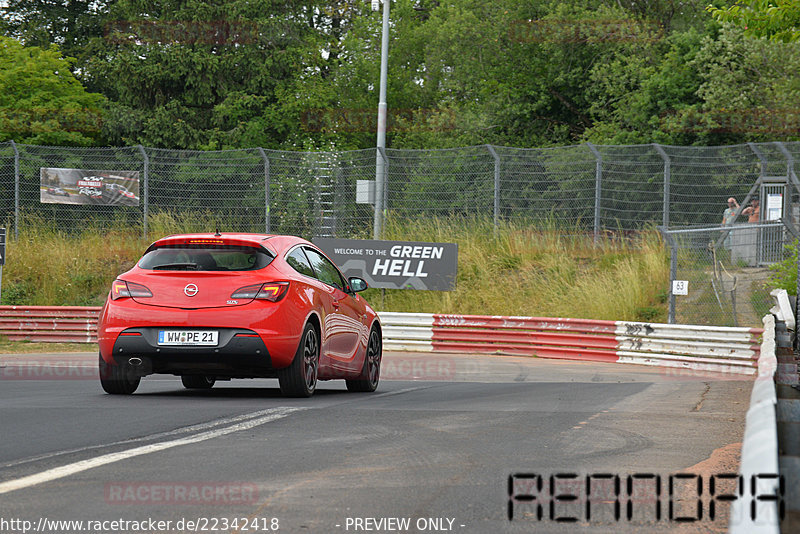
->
314, 238, 458, 291
40, 168, 140, 206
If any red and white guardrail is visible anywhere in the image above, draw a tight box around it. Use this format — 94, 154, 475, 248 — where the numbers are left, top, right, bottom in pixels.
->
0, 306, 100, 343
0, 306, 763, 375
380, 312, 763, 375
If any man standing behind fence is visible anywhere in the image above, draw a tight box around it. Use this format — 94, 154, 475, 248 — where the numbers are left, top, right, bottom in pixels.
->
735, 198, 760, 266
742, 198, 760, 223
722, 197, 740, 225
722, 197, 740, 251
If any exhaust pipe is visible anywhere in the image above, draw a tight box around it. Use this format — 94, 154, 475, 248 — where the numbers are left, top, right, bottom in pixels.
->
126, 356, 152, 377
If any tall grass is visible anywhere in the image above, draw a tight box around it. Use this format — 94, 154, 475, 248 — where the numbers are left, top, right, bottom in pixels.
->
363, 217, 669, 321
2, 214, 669, 321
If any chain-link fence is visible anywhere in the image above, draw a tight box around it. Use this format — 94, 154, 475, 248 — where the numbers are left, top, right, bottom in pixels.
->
1, 140, 799, 327
2, 141, 799, 240
660, 222, 794, 327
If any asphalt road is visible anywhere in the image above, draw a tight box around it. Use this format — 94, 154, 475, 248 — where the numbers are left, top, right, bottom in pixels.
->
0, 351, 751, 534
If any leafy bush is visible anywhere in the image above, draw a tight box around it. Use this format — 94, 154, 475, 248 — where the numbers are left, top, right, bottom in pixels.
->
768, 240, 799, 295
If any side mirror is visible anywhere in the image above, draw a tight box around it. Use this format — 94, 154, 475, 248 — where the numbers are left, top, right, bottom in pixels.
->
348, 277, 368, 293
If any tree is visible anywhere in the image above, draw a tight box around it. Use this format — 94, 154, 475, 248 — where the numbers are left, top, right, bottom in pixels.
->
610, 0, 709, 33
0, 36, 106, 145
582, 28, 705, 145
1, 1, 110, 65
81, 0, 325, 149
685, 23, 800, 142
708, 0, 800, 42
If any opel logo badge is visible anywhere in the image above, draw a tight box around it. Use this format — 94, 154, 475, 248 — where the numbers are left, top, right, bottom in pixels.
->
184, 284, 198, 297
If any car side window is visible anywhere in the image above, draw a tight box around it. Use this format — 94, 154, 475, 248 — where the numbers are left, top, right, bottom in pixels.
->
303, 247, 346, 290
286, 247, 315, 278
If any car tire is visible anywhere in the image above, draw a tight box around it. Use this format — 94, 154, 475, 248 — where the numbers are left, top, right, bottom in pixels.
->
99, 353, 140, 395
181, 375, 216, 389
346, 327, 382, 393
278, 323, 319, 398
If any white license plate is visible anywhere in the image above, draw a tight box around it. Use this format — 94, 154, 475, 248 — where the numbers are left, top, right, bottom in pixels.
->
157, 330, 218, 346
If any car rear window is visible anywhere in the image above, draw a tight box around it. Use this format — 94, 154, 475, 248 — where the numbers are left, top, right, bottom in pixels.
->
139, 245, 274, 271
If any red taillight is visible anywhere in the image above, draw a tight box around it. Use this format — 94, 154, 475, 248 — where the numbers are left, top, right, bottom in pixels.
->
111, 280, 153, 300
257, 283, 290, 301
231, 282, 289, 302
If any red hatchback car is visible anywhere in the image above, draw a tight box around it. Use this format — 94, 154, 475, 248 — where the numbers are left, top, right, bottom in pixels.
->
98, 233, 382, 397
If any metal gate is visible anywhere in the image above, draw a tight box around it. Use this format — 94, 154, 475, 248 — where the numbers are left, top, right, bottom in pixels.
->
660, 222, 793, 327
760, 179, 787, 264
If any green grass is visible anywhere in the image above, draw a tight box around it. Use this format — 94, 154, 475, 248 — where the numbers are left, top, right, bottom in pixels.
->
1, 214, 670, 323
363, 217, 669, 321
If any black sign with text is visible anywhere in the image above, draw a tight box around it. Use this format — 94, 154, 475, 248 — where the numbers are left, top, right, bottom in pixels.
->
314, 238, 458, 291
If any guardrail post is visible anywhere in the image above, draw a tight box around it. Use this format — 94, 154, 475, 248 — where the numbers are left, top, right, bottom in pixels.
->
137, 145, 149, 239
486, 145, 500, 233
10, 140, 19, 239
586, 143, 602, 243
257, 148, 270, 233
653, 144, 670, 228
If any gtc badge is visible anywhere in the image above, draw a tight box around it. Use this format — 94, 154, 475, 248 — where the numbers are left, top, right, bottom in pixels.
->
184, 284, 199, 297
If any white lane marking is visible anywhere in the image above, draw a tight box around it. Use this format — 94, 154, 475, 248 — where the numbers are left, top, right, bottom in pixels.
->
0, 407, 303, 495
371, 386, 432, 399
4, 408, 295, 468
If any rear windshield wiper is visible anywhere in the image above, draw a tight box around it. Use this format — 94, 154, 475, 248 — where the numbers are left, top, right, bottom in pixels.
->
152, 262, 199, 270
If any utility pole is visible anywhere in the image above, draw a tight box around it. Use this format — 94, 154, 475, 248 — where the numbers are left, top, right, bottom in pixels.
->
373, 0, 390, 240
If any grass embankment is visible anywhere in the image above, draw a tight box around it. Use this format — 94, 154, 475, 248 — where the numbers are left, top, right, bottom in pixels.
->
365, 218, 669, 321
2, 215, 669, 323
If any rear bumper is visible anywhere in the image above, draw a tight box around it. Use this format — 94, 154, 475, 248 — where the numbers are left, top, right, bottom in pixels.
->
111, 327, 276, 378
99, 299, 304, 370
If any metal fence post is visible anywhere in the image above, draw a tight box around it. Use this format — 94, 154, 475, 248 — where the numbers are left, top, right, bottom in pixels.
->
775, 141, 800, 215
658, 226, 678, 323
333, 163, 342, 238
775, 141, 799, 183
653, 144, 670, 228
747, 142, 768, 178
383, 147, 389, 231
374, 147, 388, 240
486, 145, 500, 232
586, 143, 602, 242
9, 140, 19, 239
137, 145, 149, 239
257, 148, 270, 233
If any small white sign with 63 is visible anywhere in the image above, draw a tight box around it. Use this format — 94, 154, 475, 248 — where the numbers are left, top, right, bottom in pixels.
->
672, 280, 688, 296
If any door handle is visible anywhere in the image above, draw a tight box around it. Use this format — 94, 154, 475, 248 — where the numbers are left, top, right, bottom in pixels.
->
332, 300, 340, 309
